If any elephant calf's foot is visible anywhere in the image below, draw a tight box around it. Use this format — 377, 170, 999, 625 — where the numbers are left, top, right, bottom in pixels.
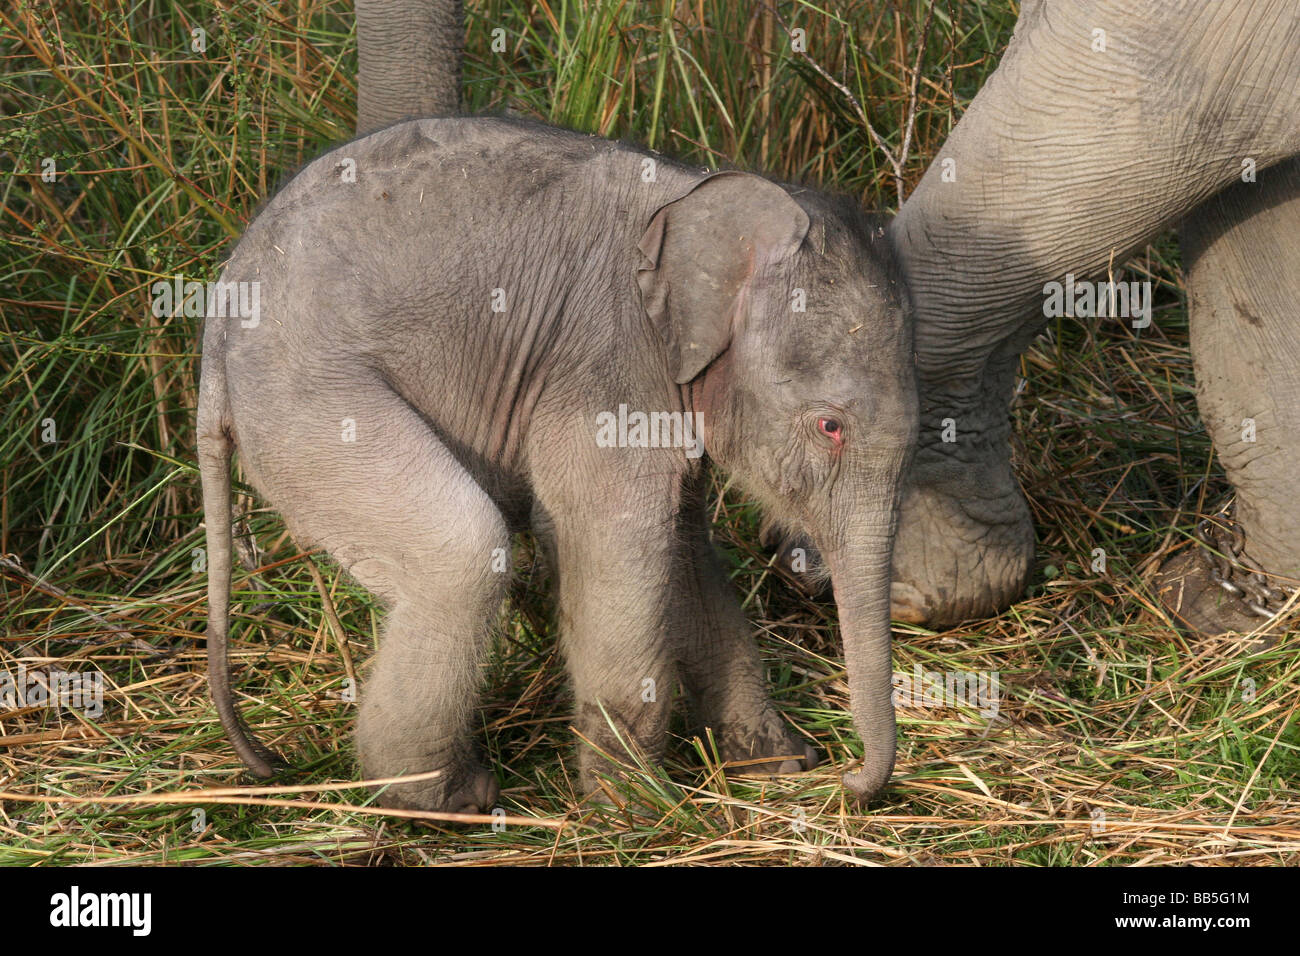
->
574, 701, 671, 797
368, 757, 499, 814
714, 713, 818, 775
1154, 549, 1288, 647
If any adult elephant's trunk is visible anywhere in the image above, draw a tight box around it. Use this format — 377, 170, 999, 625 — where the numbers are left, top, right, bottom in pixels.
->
356, 0, 464, 134
816, 462, 909, 801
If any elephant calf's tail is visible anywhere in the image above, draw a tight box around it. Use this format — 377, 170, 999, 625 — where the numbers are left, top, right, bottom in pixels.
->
198, 369, 281, 778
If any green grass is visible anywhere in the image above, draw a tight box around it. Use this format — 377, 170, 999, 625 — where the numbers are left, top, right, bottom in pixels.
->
2, 0, 1297, 865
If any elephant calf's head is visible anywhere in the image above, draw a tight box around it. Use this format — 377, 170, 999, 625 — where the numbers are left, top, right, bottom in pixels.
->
637, 172, 918, 800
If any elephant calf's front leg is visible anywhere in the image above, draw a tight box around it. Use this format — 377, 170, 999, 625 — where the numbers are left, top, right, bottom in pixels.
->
538, 494, 681, 796
675, 497, 817, 775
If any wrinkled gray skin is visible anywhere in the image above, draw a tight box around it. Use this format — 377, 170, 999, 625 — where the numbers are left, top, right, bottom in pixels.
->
1182, 159, 1300, 584
199, 117, 916, 810
887, 0, 1300, 625
356, 0, 462, 131
358, 0, 1300, 632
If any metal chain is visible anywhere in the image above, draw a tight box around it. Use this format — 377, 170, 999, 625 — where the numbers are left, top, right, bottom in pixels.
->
1194, 504, 1295, 618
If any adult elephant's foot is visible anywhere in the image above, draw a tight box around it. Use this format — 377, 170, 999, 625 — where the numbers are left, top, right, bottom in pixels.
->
1153, 512, 1295, 645
888, 468, 1036, 628
1152, 550, 1283, 644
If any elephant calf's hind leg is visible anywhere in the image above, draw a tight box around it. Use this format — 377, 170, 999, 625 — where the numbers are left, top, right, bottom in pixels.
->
243, 384, 510, 812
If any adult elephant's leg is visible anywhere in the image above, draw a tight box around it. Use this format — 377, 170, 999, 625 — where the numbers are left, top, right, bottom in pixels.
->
355, 0, 464, 133
888, 0, 1300, 626
1157, 157, 1300, 636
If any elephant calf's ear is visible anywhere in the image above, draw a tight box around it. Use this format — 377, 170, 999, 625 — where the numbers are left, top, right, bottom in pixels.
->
636, 172, 811, 384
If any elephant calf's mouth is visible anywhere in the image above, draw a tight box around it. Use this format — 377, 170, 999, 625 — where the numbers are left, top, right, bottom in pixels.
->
759, 521, 832, 596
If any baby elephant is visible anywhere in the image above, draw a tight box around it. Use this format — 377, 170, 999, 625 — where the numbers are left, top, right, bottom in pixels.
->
198, 116, 917, 811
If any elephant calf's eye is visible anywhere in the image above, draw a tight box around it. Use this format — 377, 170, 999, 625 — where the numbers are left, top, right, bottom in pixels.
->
817, 417, 844, 445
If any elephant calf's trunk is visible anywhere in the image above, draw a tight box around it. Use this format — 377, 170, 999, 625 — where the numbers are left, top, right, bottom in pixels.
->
824, 530, 899, 802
